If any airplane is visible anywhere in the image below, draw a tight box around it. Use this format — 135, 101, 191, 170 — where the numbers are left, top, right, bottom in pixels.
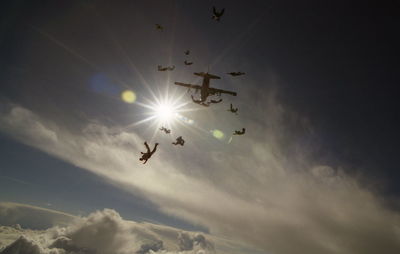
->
155, 24, 164, 31
184, 60, 193, 65
175, 72, 237, 103
227, 72, 245, 76
233, 128, 245, 135
184, 50, 190, 55
227, 103, 238, 114
212, 7, 225, 21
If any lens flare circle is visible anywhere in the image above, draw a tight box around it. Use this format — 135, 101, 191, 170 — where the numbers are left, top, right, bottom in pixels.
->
121, 90, 136, 103
212, 129, 225, 139
176, 113, 194, 125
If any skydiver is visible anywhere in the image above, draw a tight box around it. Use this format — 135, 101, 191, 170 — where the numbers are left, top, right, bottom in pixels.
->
172, 136, 185, 146
191, 95, 209, 107
209, 98, 222, 104
233, 128, 245, 135
227, 72, 245, 76
212, 7, 225, 21
228, 103, 238, 114
184, 50, 190, 55
184, 60, 193, 65
158, 65, 168, 71
160, 127, 171, 134
139, 142, 159, 164
158, 65, 174, 71
191, 95, 203, 104
155, 24, 164, 31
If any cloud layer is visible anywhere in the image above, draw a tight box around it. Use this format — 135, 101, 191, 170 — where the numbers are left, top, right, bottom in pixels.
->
0, 203, 249, 254
1, 100, 400, 253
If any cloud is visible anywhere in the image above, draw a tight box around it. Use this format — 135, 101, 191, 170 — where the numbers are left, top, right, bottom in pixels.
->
1, 99, 400, 253
1, 236, 44, 254
136, 240, 163, 254
0, 205, 223, 254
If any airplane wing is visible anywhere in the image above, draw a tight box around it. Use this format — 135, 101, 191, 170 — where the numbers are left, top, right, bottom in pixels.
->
209, 87, 237, 96
174, 82, 202, 90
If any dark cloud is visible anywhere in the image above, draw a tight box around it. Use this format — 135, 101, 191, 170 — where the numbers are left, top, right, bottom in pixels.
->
136, 240, 163, 254
50, 236, 95, 254
1, 236, 42, 254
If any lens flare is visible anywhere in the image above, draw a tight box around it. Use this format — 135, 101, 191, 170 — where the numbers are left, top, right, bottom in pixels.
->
176, 113, 194, 125
212, 129, 225, 139
121, 90, 136, 103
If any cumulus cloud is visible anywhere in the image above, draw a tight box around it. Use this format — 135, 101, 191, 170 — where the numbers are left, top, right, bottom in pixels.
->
1, 97, 400, 253
136, 240, 163, 254
0, 206, 219, 254
1, 236, 44, 254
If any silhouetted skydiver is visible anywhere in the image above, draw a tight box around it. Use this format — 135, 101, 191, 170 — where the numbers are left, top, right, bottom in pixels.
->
184, 50, 190, 55
191, 95, 209, 107
158, 65, 174, 71
191, 95, 203, 103
172, 136, 185, 146
160, 127, 171, 134
212, 7, 225, 21
233, 128, 245, 135
139, 142, 159, 164
228, 103, 238, 114
155, 24, 164, 31
184, 60, 193, 65
227, 72, 245, 76
209, 98, 222, 104
158, 65, 168, 71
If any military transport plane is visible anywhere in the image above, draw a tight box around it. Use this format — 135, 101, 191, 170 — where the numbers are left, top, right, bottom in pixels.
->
174, 72, 237, 103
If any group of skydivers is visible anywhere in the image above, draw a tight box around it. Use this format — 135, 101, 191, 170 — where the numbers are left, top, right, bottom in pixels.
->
140, 6, 245, 164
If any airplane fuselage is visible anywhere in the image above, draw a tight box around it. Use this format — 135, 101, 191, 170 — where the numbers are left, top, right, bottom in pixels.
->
200, 77, 210, 102
194, 72, 220, 102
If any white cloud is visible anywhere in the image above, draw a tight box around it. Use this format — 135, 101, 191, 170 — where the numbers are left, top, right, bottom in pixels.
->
0, 205, 234, 254
1, 100, 400, 253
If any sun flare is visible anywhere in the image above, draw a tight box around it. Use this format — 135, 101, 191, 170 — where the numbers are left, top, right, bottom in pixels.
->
154, 103, 176, 122
126, 83, 203, 139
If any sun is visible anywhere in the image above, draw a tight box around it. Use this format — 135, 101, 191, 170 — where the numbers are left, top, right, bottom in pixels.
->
144, 94, 189, 127
124, 83, 203, 139
153, 103, 176, 123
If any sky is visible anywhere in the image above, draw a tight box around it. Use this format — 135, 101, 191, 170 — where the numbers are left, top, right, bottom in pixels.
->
1, 1, 400, 253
